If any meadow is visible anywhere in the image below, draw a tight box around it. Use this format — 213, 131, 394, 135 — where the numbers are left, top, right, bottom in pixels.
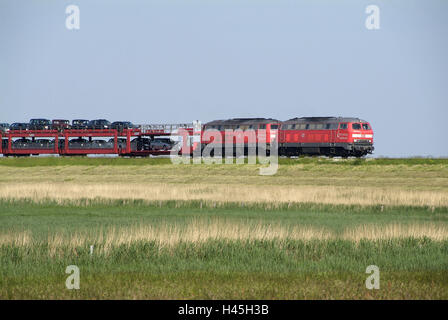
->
0, 157, 447, 299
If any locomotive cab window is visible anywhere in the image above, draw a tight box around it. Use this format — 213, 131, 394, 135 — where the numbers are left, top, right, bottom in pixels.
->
362, 123, 371, 130
271, 124, 279, 129
352, 123, 361, 130
339, 123, 348, 130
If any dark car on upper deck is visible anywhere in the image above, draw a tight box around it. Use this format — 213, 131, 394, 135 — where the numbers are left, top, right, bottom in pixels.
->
111, 121, 137, 131
9, 123, 30, 131
29, 118, 51, 130
87, 119, 111, 130
0, 123, 10, 133
71, 119, 89, 130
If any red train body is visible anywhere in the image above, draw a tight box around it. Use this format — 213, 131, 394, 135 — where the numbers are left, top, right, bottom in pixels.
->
278, 117, 373, 157
201, 117, 374, 157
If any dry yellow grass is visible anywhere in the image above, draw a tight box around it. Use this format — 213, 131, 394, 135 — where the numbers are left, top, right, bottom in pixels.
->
2, 221, 447, 256
1, 164, 447, 190
343, 223, 448, 242
1, 163, 447, 207
0, 182, 447, 207
0, 230, 32, 246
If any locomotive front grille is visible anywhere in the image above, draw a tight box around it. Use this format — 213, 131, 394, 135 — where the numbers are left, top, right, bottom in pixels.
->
354, 139, 372, 145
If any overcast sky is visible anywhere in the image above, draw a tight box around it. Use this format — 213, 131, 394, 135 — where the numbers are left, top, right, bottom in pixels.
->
0, 0, 447, 157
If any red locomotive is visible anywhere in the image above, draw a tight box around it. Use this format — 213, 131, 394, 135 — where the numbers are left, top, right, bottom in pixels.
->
201, 117, 373, 157
279, 117, 374, 157
201, 118, 280, 155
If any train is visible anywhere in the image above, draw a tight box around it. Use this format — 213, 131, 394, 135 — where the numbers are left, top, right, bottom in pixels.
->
0, 116, 374, 157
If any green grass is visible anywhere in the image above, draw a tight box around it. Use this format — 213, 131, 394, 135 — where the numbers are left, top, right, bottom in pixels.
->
1, 239, 447, 299
1, 157, 447, 299
1, 200, 447, 236
1, 201, 447, 299
0, 156, 447, 167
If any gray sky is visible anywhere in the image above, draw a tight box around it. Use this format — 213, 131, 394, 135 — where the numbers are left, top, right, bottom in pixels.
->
1, 0, 447, 157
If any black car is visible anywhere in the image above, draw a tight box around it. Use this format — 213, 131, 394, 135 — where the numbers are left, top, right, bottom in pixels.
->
29, 118, 51, 130
151, 138, 173, 151
131, 137, 151, 151
0, 123, 9, 133
111, 121, 136, 131
68, 137, 88, 149
12, 137, 30, 148
72, 119, 89, 129
87, 119, 111, 130
109, 138, 127, 149
9, 123, 30, 131
29, 139, 54, 149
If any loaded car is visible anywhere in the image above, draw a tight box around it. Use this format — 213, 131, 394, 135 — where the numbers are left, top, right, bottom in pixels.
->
151, 138, 173, 151
11, 137, 30, 148
29, 118, 51, 130
0, 123, 10, 133
68, 137, 88, 149
90, 139, 113, 149
26, 139, 54, 149
108, 138, 127, 149
87, 119, 111, 130
52, 119, 71, 131
131, 137, 151, 151
111, 121, 136, 131
72, 119, 89, 129
9, 123, 30, 131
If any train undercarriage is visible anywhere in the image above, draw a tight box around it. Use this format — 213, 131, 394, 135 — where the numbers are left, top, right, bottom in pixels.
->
201, 142, 373, 158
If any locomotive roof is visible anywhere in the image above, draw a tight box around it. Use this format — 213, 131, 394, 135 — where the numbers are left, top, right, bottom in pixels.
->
283, 117, 367, 124
205, 118, 279, 126
206, 117, 368, 126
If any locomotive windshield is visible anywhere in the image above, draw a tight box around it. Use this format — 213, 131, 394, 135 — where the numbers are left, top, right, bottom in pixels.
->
352, 123, 361, 130
362, 123, 371, 130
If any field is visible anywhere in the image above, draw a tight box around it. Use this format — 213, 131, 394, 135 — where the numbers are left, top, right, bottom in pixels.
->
0, 157, 447, 299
